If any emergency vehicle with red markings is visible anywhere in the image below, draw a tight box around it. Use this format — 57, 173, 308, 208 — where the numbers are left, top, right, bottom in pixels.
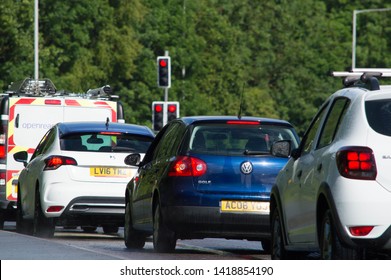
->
0, 78, 124, 228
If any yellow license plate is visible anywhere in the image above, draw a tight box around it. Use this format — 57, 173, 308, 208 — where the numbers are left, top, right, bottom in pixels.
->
90, 167, 131, 177
220, 200, 270, 214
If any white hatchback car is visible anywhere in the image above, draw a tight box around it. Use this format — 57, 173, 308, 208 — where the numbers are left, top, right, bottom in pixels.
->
270, 71, 391, 259
13, 121, 154, 237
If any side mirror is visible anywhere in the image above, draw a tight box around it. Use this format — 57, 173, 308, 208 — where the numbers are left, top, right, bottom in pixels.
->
13, 151, 28, 167
271, 140, 291, 158
124, 153, 141, 166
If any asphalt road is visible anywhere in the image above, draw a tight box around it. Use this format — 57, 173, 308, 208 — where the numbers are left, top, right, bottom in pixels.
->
0, 222, 270, 260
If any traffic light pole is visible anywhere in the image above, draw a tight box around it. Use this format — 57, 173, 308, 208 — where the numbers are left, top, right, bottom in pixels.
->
163, 88, 168, 126
163, 50, 169, 126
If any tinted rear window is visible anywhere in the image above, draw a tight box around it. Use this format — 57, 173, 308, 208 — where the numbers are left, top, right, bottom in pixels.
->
61, 133, 153, 153
366, 99, 391, 136
188, 123, 299, 156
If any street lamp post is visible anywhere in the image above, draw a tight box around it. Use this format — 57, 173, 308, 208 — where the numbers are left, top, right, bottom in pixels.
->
34, 0, 39, 80
352, 8, 391, 70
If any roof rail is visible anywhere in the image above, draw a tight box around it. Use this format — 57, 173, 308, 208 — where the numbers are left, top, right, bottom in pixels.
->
7, 78, 57, 96
86, 85, 119, 100
331, 69, 391, 91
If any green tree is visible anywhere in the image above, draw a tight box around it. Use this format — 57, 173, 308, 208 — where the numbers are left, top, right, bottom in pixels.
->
0, 0, 390, 134
0, 0, 35, 89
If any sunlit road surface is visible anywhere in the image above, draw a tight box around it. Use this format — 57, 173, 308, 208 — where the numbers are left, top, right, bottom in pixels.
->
1, 222, 271, 260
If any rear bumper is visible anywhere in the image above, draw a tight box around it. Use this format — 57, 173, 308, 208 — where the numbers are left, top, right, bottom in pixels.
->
162, 205, 270, 241
56, 196, 125, 227
322, 182, 391, 250
349, 226, 391, 250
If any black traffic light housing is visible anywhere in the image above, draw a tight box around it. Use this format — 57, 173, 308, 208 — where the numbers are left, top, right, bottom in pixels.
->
167, 101, 179, 122
157, 56, 171, 88
152, 101, 164, 131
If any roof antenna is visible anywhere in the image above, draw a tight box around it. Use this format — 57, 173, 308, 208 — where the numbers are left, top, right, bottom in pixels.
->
105, 117, 109, 129
238, 83, 245, 119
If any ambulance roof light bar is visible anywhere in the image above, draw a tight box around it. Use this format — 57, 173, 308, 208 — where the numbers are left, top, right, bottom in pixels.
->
7, 78, 57, 96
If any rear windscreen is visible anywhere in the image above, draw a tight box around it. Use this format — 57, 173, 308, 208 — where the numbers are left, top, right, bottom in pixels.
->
366, 99, 391, 136
61, 133, 153, 153
188, 123, 299, 156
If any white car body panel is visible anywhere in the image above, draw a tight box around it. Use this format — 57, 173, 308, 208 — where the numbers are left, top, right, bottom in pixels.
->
273, 80, 391, 258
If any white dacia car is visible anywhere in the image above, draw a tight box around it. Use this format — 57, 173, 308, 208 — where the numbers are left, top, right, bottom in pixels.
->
270, 70, 391, 260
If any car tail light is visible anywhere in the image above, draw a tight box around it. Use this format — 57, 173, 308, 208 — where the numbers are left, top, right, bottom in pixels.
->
226, 120, 260, 125
349, 226, 374, 236
0, 120, 7, 160
336, 146, 377, 180
0, 171, 5, 187
0, 134, 6, 159
44, 155, 77, 170
168, 156, 207, 177
46, 206, 64, 212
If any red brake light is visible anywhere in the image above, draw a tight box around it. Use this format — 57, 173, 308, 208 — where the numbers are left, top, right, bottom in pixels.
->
0, 145, 5, 158
44, 156, 77, 170
226, 120, 260, 125
349, 226, 374, 236
168, 156, 207, 177
336, 147, 377, 180
46, 206, 64, 213
0, 129, 7, 159
100, 132, 121, 135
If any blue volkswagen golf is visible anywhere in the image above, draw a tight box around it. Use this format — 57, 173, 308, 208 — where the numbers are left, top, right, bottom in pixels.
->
124, 116, 299, 252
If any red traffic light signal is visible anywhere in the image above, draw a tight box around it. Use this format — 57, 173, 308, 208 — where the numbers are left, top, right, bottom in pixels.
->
152, 102, 164, 131
152, 101, 180, 131
157, 56, 171, 88
167, 102, 179, 122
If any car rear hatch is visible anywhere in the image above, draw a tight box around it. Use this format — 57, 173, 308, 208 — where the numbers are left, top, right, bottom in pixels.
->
63, 151, 140, 184
365, 93, 391, 192
59, 131, 152, 183
187, 121, 299, 197
192, 153, 289, 197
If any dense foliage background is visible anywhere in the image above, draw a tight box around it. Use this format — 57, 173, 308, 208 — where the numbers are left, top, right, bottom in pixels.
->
1, 0, 390, 135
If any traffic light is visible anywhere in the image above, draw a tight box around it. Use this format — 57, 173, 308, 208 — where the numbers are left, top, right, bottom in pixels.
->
167, 101, 179, 122
157, 56, 171, 88
152, 102, 164, 131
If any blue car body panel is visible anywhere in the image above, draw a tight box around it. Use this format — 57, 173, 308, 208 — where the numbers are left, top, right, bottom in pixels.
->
127, 116, 299, 242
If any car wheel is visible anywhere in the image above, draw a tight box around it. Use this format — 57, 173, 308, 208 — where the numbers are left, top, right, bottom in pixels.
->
103, 225, 119, 234
153, 203, 176, 253
33, 189, 55, 238
81, 226, 97, 233
320, 209, 364, 260
16, 188, 33, 235
271, 206, 288, 259
124, 201, 146, 249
